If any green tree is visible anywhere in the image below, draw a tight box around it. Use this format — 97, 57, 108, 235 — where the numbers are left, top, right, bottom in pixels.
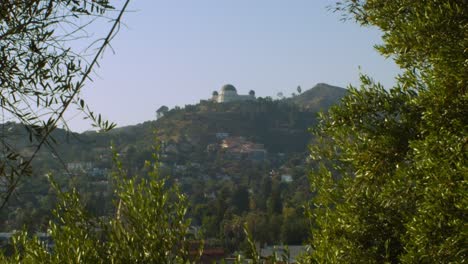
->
306, 1, 466, 263
0, 0, 129, 208
0, 145, 196, 263
281, 207, 308, 245
231, 185, 250, 214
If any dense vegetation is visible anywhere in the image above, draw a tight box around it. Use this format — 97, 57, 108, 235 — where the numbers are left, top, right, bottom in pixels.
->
1, 0, 466, 263
0, 149, 194, 263
306, 0, 467, 263
0, 85, 346, 255
0, 0, 125, 209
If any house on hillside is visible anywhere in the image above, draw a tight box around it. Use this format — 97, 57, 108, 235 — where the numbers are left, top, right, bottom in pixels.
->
67, 162, 92, 172
0, 232, 13, 247
164, 144, 178, 154
220, 137, 267, 161
260, 245, 310, 263
215, 132, 229, 139
189, 241, 226, 264
89, 167, 108, 178
281, 174, 293, 183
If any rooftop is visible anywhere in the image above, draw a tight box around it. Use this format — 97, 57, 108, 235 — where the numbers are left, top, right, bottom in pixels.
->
221, 84, 237, 92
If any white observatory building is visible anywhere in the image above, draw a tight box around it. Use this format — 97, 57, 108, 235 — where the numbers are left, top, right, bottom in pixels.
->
211, 84, 255, 103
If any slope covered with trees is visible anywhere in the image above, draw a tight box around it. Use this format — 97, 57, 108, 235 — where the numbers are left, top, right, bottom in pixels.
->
0, 84, 346, 254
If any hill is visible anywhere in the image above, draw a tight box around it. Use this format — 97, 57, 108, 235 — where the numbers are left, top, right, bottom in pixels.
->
1, 83, 346, 249
0, 83, 347, 182
289, 83, 347, 111
0, 83, 347, 177
108, 83, 346, 153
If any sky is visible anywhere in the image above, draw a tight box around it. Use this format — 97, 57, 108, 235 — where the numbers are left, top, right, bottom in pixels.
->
66, 0, 400, 132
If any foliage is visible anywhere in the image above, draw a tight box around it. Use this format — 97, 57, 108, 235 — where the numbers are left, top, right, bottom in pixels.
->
243, 223, 261, 264
1, 115, 314, 253
0, 84, 341, 253
230, 224, 298, 264
156, 98, 319, 153
107, 147, 193, 263
306, 0, 467, 263
0, 143, 195, 263
0, 0, 128, 208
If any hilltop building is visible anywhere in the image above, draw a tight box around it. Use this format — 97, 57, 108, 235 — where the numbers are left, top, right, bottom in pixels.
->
211, 84, 255, 103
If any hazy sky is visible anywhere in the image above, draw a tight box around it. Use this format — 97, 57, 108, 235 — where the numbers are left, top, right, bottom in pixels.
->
66, 0, 400, 132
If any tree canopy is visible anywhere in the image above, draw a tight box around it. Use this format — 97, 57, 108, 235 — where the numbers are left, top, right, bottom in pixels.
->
307, 0, 466, 262
0, 146, 195, 263
0, 0, 130, 208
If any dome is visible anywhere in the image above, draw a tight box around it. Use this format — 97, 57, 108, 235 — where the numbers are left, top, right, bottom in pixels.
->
249, 90, 255, 96
212, 91, 219, 96
221, 84, 237, 92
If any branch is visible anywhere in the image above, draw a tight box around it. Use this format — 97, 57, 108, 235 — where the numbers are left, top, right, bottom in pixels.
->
0, 0, 132, 210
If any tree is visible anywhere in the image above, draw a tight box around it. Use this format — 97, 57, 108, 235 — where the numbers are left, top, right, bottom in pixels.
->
0, 0, 130, 208
0, 144, 196, 263
231, 185, 250, 214
305, 1, 466, 263
277, 92, 285, 100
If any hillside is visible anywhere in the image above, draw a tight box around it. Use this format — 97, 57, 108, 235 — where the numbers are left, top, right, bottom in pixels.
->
289, 83, 347, 111
1, 83, 346, 249
0, 83, 347, 180
106, 83, 346, 153
0, 83, 347, 173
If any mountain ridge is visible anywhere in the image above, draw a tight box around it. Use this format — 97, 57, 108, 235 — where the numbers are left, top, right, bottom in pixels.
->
288, 83, 347, 111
